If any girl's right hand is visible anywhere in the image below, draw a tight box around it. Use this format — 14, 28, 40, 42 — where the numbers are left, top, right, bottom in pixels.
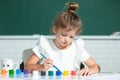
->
42, 58, 53, 70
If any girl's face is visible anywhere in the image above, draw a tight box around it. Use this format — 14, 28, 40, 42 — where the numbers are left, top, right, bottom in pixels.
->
53, 26, 77, 49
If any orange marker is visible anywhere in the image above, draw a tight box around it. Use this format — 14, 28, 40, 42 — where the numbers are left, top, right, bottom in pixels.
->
1, 69, 7, 75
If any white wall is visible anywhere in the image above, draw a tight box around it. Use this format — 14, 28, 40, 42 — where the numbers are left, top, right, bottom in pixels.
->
0, 35, 120, 73
0, 35, 39, 69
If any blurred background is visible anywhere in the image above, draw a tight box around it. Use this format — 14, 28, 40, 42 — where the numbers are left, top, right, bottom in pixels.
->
0, 0, 120, 73
0, 0, 120, 35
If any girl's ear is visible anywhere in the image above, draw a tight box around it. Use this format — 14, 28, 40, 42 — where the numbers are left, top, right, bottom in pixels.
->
52, 26, 57, 34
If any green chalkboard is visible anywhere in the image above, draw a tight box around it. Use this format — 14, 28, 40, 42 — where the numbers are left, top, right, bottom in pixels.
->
0, 0, 120, 35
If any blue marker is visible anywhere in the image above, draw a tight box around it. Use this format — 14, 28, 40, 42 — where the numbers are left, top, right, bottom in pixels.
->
40, 53, 63, 75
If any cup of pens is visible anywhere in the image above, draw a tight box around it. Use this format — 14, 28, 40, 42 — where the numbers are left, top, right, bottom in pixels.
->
1, 59, 18, 73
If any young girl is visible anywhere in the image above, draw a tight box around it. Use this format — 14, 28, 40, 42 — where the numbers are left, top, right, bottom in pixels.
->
24, 2, 100, 76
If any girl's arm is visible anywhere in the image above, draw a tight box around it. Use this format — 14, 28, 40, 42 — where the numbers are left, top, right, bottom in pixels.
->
78, 57, 100, 76
24, 53, 53, 73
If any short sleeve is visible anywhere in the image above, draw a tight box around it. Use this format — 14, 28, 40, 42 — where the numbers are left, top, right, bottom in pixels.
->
75, 39, 90, 62
32, 36, 43, 58
32, 45, 42, 58
32, 35, 51, 59
32, 40, 41, 58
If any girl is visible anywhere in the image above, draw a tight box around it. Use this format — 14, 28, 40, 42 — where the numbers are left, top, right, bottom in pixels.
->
24, 2, 100, 76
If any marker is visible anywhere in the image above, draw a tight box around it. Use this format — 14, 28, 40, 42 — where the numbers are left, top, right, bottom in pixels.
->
1, 69, 7, 75
23, 69, 29, 77
71, 70, 76, 76
41, 71, 46, 76
48, 71, 54, 76
56, 71, 62, 76
16, 69, 22, 77
40, 53, 63, 75
9, 69, 14, 78
63, 70, 69, 76
32, 71, 39, 79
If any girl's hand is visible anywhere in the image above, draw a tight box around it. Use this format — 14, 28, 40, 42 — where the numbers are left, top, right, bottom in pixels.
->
78, 69, 93, 76
43, 58, 53, 70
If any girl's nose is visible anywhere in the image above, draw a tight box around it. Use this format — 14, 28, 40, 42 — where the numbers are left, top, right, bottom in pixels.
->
65, 37, 69, 42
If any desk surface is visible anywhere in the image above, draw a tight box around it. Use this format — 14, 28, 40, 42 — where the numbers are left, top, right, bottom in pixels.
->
0, 73, 120, 80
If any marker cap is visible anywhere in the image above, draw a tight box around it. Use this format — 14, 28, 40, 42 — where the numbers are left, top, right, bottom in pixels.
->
9, 69, 14, 77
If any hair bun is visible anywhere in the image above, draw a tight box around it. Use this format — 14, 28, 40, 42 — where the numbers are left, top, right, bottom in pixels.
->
66, 2, 79, 13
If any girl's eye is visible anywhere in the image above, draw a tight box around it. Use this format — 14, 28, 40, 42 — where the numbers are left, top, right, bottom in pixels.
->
70, 36, 74, 39
61, 33, 67, 36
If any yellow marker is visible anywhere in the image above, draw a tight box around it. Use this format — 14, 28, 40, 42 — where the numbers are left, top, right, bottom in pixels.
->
63, 70, 69, 76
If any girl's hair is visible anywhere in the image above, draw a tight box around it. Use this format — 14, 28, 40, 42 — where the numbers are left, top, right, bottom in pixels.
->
53, 2, 82, 35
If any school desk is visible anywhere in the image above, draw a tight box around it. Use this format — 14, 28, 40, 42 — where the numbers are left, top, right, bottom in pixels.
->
0, 72, 120, 80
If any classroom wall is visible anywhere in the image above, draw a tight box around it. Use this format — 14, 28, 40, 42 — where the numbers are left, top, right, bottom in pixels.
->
0, 0, 120, 35
0, 35, 120, 73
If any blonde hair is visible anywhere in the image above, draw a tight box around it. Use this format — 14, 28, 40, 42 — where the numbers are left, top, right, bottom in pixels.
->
53, 2, 82, 34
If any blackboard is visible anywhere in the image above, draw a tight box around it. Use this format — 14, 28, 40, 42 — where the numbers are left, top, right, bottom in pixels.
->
0, 0, 120, 35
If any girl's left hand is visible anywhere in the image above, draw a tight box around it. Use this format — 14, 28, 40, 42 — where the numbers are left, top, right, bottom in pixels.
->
78, 69, 93, 76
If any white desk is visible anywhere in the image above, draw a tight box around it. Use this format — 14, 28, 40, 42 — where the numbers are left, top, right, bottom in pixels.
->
0, 73, 120, 80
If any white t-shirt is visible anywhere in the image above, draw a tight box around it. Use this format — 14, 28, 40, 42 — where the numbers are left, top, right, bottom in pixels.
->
32, 35, 90, 72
